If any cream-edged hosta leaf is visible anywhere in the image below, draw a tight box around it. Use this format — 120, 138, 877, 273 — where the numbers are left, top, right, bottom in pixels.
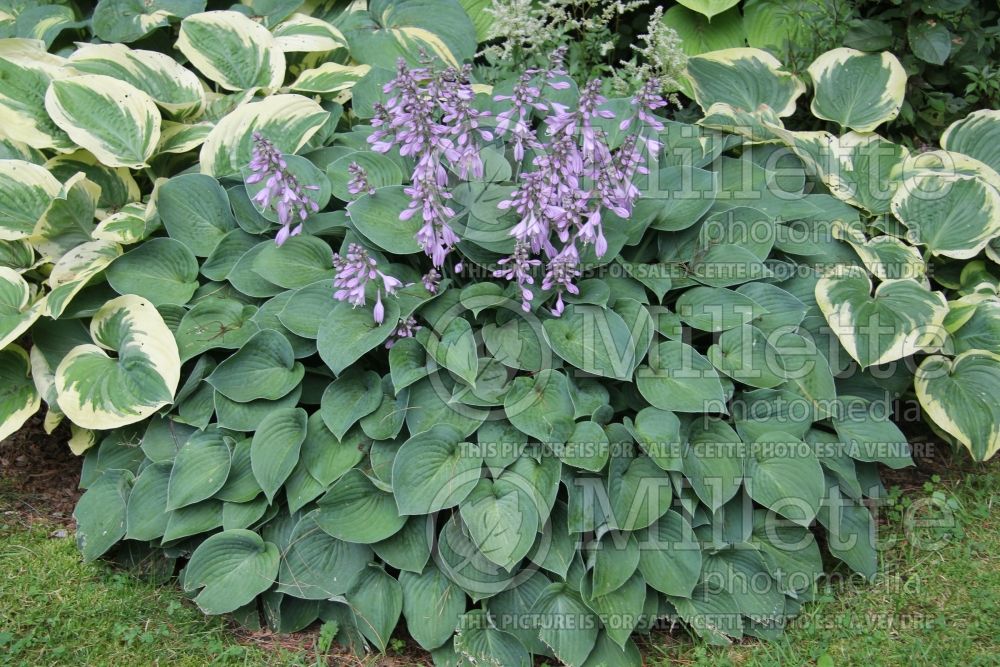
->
199, 94, 328, 177
0, 159, 62, 241
816, 267, 948, 368
157, 121, 213, 155
91, 0, 206, 43
0, 267, 46, 350
340, 0, 477, 69
92, 202, 155, 245
55, 294, 181, 429
68, 424, 97, 456
915, 351, 1000, 461
0, 41, 74, 151
807, 48, 906, 132
272, 13, 348, 52
44, 150, 141, 212
183, 529, 280, 614
30, 172, 99, 263
45, 239, 122, 319
891, 173, 1000, 260
0, 239, 36, 273
844, 235, 925, 282
68, 44, 206, 120
686, 48, 805, 117
45, 75, 161, 169
288, 63, 371, 95
941, 109, 1000, 175
898, 149, 1000, 193
0, 345, 40, 442
177, 10, 285, 92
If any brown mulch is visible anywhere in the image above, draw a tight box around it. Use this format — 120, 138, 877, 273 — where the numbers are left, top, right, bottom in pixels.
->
0, 416, 81, 523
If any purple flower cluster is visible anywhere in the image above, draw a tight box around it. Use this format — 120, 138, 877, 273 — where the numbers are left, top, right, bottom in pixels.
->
332, 243, 402, 324
347, 162, 376, 196
386, 316, 421, 349
246, 133, 320, 245
369, 59, 492, 267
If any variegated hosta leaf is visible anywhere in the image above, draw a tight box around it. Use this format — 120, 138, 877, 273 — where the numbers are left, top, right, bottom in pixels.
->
699, 101, 783, 143
68, 43, 206, 120
44, 150, 141, 212
686, 48, 805, 118
340, 0, 478, 69
816, 267, 948, 368
0, 344, 39, 441
55, 294, 180, 429
891, 173, 1000, 260
45, 75, 162, 169
46, 239, 123, 319
807, 48, 906, 132
0, 267, 46, 349
288, 63, 371, 96
0, 159, 62, 241
177, 10, 285, 92
0, 239, 36, 272
30, 172, 99, 262
916, 351, 1000, 461
272, 13, 348, 52
843, 235, 925, 282
68, 424, 97, 455
91, 0, 206, 43
199, 94, 328, 177
0, 39, 74, 151
93, 201, 156, 245
941, 109, 1000, 176
898, 149, 1000, 192
156, 121, 213, 155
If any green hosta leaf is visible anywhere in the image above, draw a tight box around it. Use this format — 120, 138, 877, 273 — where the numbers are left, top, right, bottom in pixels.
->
347, 565, 402, 652
0, 345, 39, 442
807, 48, 906, 132
199, 94, 328, 177
158, 173, 237, 257
74, 469, 132, 562
831, 397, 911, 468
663, 6, 744, 56
277, 511, 370, 599
675, 286, 767, 332
278, 279, 336, 338
341, 0, 477, 69
167, 430, 232, 510
183, 529, 279, 614
916, 351, 1000, 461
372, 516, 431, 573
346, 186, 423, 254
590, 531, 640, 597
252, 235, 334, 289
531, 583, 599, 666
581, 571, 645, 649
686, 48, 805, 117
45, 75, 161, 169
125, 462, 171, 541
543, 304, 639, 380
207, 329, 304, 402
702, 548, 784, 621
562, 420, 610, 472
818, 488, 877, 578
92, 0, 205, 42
177, 10, 284, 91
320, 368, 382, 439
636, 341, 727, 413
636, 511, 702, 597
605, 454, 672, 531
453, 610, 530, 667
816, 268, 947, 368
55, 295, 180, 430
400, 565, 466, 650
251, 407, 307, 502
175, 298, 259, 361
0, 268, 45, 351
106, 238, 199, 307
891, 173, 1000, 260
504, 369, 575, 442
629, 406, 683, 471
406, 375, 488, 437
327, 151, 402, 201
683, 418, 744, 511
316, 299, 399, 375
0, 159, 62, 241
393, 424, 482, 514
460, 475, 539, 571
68, 43, 205, 119
215, 437, 261, 503
315, 469, 406, 543
941, 109, 1000, 175
908, 18, 951, 65
747, 431, 825, 525
707, 325, 787, 389
676, 0, 740, 18
421, 315, 479, 387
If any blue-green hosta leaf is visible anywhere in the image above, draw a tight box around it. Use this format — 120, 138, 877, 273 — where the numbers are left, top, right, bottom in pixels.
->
707, 325, 787, 389
45, 75, 161, 169
807, 48, 906, 132
831, 397, 911, 468
399, 564, 466, 651
316, 298, 399, 375
453, 609, 530, 667
214, 437, 261, 503
581, 632, 641, 667
580, 571, 645, 649
590, 531, 640, 597
74, 468, 132, 562
55, 295, 180, 430
0, 345, 40, 441
157, 173, 237, 258
177, 10, 284, 91
327, 151, 402, 202
891, 173, 1000, 260
199, 94, 328, 177
405, 375, 489, 437
647, 165, 718, 232
319, 368, 381, 439
941, 109, 1000, 175
341, 0, 477, 69
420, 315, 479, 387
0, 159, 62, 241
347, 565, 402, 652
207, 329, 304, 403
561, 420, 610, 472
750, 509, 823, 593
68, 43, 205, 119
175, 298, 259, 361
605, 453, 673, 532
683, 417, 744, 511
675, 286, 767, 332
0, 268, 45, 350
816, 268, 948, 368
915, 351, 1000, 461
701, 547, 784, 621
531, 583, 599, 666
183, 528, 279, 614
277, 510, 371, 599
278, 279, 336, 338
251, 407, 307, 502
393, 424, 482, 515
636, 511, 702, 597
686, 48, 805, 117
636, 341, 727, 413
459, 475, 539, 571
746, 431, 825, 526
106, 237, 199, 307
543, 304, 639, 380
346, 186, 424, 254
252, 235, 334, 289
167, 430, 232, 510
372, 515, 431, 573
629, 406, 683, 471
817, 487, 877, 578
125, 461, 172, 541
504, 369, 575, 442
315, 469, 406, 543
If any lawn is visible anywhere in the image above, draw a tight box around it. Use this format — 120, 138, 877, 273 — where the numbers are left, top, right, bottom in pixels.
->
1, 453, 997, 666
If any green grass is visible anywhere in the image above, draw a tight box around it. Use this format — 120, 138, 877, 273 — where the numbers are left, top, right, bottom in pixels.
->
1, 464, 997, 666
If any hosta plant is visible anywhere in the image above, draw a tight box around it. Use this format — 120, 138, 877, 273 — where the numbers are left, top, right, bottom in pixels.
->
1, 3, 1000, 666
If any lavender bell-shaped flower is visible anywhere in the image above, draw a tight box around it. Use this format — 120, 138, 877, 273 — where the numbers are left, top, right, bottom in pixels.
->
332, 243, 402, 324
246, 132, 320, 245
